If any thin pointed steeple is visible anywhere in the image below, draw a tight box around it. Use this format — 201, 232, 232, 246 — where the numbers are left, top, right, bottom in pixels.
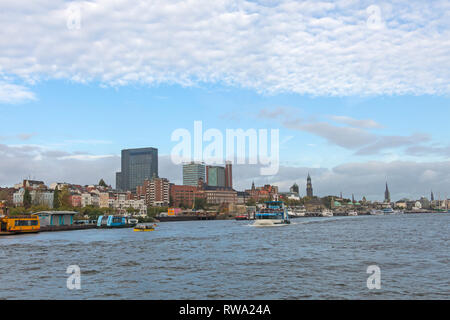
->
384, 182, 391, 203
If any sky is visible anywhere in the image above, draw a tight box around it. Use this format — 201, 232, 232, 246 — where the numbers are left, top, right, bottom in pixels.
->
0, 0, 449, 201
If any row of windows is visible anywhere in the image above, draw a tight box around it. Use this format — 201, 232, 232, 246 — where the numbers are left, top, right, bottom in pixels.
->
15, 220, 39, 226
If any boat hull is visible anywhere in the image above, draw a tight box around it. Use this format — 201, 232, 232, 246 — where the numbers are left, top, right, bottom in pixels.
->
253, 219, 290, 227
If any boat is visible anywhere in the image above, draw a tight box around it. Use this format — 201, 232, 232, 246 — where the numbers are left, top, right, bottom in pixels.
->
97, 215, 137, 228
320, 209, 333, 217
383, 207, 395, 215
288, 207, 306, 218
253, 201, 290, 227
133, 223, 156, 232
235, 215, 249, 220
347, 211, 358, 216
370, 209, 384, 215
0, 215, 40, 235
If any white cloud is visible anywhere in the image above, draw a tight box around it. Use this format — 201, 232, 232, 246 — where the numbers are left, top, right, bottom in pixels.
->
57, 154, 115, 160
0, 143, 119, 186
257, 106, 446, 157
0, 0, 449, 96
0, 81, 35, 104
64, 139, 113, 145
330, 115, 383, 128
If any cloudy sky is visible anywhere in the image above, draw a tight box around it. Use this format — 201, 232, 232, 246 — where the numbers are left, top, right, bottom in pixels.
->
0, 0, 449, 201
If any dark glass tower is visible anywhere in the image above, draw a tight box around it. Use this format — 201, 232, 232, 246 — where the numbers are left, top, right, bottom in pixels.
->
116, 147, 158, 192
306, 173, 313, 197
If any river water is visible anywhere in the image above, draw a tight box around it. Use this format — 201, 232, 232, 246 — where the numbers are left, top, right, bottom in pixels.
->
0, 213, 449, 299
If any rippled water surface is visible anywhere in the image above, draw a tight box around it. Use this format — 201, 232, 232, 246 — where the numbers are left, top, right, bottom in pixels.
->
1, 213, 449, 299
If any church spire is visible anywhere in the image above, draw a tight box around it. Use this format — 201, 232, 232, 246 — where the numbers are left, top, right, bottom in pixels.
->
384, 182, 391, 203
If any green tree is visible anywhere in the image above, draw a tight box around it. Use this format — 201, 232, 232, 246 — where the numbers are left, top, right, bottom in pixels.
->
147, 206, 168, 219
59, 186, 71, 208
23, 189, 32, 209
193, 197, 207, 210
53, 188, 60, 209
0, 189, 12, 206
126, 206, 136, 214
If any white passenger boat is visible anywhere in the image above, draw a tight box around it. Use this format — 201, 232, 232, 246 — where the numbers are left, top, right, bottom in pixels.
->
347, 211, 358, 216
320, 209, 334, 217
253, 201, 290, 227
288, 207, 306, 218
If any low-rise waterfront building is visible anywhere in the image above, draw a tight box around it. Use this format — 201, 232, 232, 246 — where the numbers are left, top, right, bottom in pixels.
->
106, 192, 147, 216
33, 211, 77, 226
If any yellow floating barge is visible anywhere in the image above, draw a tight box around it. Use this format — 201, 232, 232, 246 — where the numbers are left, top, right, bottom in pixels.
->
0, 215, 40, 235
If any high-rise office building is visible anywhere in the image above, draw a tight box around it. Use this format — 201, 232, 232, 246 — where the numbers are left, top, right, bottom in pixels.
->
206, 165, 226, 187
116, 147, 158, 192
183, 162, 205, 186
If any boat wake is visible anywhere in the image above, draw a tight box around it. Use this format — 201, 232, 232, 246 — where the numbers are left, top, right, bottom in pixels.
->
250, 223, 291, 228
290, 217, 357, 225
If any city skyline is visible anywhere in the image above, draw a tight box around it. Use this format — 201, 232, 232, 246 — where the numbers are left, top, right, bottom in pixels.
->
0, 1, 449, 201
1, 154, 445, 203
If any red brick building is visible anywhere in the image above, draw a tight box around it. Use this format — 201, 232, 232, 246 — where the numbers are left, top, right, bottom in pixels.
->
170, 184, 202, 208
245, 183, 278, 202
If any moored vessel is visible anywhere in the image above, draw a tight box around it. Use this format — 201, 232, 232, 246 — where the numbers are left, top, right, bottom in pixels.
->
0, 215, 40, 235
97, 215, 137, 228
288, 206, 306, 218
320, 209, 334, 217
